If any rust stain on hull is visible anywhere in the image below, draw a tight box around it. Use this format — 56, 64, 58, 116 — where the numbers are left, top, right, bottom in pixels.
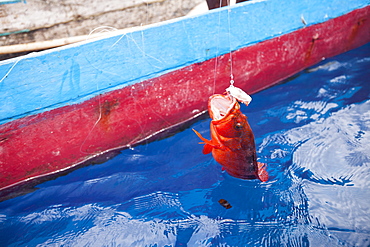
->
347, 18, 367, 50
97, 99, 120, 132
304, 33, 320, 65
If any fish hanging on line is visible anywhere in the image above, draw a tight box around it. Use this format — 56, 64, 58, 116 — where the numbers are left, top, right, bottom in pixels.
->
193, 85, 268, 182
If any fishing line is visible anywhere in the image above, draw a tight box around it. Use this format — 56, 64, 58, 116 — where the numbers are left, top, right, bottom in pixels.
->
0, 57, 22, 83
79, 26, 120, 154
213, 0, 236, 92
212, 0, 223, 94
80, 3, 164, 153
211, 0, 244, 101
224, 0, 252, 105
80, 22, 161, 154
227, 0, 235, 86
228, 1, 253, 104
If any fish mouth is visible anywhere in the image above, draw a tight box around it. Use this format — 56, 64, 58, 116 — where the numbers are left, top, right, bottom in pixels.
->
209, 94, 236, 121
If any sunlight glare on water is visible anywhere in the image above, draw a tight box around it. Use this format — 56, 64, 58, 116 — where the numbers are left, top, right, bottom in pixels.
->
0, 43, 369, 246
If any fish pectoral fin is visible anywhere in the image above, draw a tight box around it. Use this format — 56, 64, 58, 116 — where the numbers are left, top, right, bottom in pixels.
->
192, 129, 210, 142
203, 144, 213, 154
257, 162, 269, 182
202, 142, 226, 154
192, 128, 219, 154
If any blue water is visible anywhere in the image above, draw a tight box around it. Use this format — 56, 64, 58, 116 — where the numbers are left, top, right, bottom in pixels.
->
1, 43, 369, 246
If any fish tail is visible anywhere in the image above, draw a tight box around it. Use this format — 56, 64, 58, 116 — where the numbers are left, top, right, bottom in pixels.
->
257, 162, 269, 182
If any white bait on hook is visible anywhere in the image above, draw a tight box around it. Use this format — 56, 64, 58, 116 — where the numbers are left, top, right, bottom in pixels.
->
226, 85, 252, 105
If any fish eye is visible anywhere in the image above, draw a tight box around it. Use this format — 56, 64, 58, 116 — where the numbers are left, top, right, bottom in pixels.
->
235, 122, 243, 129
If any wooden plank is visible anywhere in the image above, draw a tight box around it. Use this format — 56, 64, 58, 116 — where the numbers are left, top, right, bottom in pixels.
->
0, 0, 23, 4
0, 0, 203, 46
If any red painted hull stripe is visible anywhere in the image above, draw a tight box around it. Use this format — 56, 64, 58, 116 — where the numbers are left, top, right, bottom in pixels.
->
0, 6, 369, 192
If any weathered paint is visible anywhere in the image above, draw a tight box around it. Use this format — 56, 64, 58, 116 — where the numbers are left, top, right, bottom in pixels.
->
0, 0, 204, 49
0, 2, 369, 195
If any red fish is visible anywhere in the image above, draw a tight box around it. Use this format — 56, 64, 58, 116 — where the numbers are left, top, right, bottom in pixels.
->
193, 94, 268, 182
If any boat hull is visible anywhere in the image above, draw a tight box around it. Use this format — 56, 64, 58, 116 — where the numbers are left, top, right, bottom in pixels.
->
0, 1, 369, 197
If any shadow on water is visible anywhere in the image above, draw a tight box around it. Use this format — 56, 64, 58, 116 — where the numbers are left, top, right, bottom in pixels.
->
0, 43, 369, 246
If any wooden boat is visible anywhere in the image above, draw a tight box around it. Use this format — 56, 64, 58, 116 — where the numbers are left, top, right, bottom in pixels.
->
0, 0, 203, 59
0, 0, 369, 199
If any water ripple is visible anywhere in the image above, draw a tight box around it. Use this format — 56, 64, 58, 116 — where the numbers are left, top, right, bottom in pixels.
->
1, 42, 369, 247
260, 99, 370, 239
